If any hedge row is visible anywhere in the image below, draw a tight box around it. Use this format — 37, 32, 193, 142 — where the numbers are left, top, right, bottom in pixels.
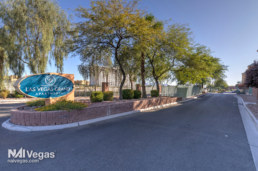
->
122, 89, 142, 99
90, 89, 159, 102
90, 91, 104, 102
151, 90, 159, 97
90, 91, 114, 102
104, 91, 114, 101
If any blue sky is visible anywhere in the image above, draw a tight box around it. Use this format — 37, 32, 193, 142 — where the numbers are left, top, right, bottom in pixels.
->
43, 0, 258, 85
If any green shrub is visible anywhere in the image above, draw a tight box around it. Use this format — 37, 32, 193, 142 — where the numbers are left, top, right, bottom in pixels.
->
6, 91, 24, 98
122, 89, 134, 99
0, 90, 10, 99
15, 94, 24, 98
35, 100, 87, 111
26, 100, 45, 107
218, 89, 226, 93
14, 91, 24, 98
133, 90, 141, 99
151, 90, 159, 97
103, 91, 113, 101
90, 91, 103, 102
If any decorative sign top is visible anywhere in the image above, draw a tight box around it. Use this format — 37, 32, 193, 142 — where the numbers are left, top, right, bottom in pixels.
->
18, 74, 74, 98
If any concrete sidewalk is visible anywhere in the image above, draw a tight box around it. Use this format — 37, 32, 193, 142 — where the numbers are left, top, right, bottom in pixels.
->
237, 95, 258, 170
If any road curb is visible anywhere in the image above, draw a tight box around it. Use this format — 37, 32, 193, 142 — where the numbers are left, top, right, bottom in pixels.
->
179, 93, 206, 103
237, 95, 258, 132
236, 95, 258, 170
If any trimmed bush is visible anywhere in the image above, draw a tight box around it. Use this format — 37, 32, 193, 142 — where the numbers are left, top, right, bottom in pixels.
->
35, 100, 87, 111
122, 89, 134, 99
133, 90, 141, 99
103, 91, 113, 101
0, 90, 10, 99
15, 94, 24, 98
26, 100, 45, 107
14, 91, 24, 98
90, 91, 103, 102
151, 90, 159, 97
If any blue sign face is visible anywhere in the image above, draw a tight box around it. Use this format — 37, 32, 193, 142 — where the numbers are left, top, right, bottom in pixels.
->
18, 74, 74, 98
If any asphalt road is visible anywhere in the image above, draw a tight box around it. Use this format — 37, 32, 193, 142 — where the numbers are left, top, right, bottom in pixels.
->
0, 94, 255, 171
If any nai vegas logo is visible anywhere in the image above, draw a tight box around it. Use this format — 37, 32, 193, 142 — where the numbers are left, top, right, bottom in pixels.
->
7, 147, 55, 164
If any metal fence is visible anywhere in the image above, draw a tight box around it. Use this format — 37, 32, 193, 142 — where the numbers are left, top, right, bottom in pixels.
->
161, 85, 202, 98
74, 85, 132, 97
75, 85, 202, 98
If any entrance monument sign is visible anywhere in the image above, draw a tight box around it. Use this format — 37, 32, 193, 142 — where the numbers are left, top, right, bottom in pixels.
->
15, 73, 74, 105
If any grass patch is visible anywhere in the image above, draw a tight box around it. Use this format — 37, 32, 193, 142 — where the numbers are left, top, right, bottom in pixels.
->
26, 100, 45, 107
35, 100, 87, 111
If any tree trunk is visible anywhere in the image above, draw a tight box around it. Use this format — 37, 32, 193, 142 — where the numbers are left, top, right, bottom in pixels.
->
0, 50, 4, 89
154, 77, 160, 96
129, 76, 133, 90
149, 57, 160, 96
115, 49, 126, 100
141, 52, 147, 98
201, 79, 205, 89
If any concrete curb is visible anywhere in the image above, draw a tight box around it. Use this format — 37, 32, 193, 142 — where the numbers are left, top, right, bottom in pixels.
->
0, 98, 36, 104
2, 110, 140, 132
236, 95, 258, 170
179, 93, 206, 103
237, 95, 258, 132
2, 102, 179, 132
0, 101, 29, 104
180, 97, 197, 103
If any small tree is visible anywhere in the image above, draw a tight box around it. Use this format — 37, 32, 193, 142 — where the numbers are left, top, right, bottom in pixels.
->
134, 14, 161, 98
214, 78, 228, 90
119, 46, 139, 90
73, 0, 146, 99
175, 45, 227, 88
245, 61, 258, 88
146, 24, 191, 95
